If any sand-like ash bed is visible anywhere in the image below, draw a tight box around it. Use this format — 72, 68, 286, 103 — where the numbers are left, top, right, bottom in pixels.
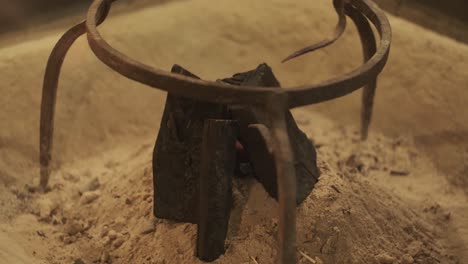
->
0, 0, 467, 263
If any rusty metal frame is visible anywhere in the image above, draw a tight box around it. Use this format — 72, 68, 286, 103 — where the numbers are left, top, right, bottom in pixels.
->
39, 0, 391, 263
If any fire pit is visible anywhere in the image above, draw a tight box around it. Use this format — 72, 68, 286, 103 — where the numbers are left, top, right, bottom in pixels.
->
38, 0, 391, 263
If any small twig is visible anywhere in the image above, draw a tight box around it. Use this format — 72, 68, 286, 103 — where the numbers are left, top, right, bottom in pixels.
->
390, 170, 410, 176
331, 185, 341, 194
250, 256, 259, 264
299, 250, 316, 263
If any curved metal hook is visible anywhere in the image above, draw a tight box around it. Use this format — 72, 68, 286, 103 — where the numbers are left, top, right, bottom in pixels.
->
265, 94, 298, 264
345, 4, 378, 140
281, 0, 347, 63
39, 1, 112, 190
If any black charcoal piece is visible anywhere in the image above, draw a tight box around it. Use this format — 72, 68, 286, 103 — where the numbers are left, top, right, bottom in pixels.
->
196, 119, 237, 262
223, 64, 320, 205
152, 65, 226, 223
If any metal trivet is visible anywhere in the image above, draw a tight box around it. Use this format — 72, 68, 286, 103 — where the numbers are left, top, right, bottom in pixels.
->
38, 0, 391, 263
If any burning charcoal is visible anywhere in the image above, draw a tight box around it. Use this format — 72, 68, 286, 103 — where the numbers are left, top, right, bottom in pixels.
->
223, 64, 320, 204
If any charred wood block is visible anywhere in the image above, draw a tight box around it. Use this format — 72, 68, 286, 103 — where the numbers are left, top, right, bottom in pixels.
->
223, 64, 320, 205
196, 119, 237, 262
152, 65, 226, 223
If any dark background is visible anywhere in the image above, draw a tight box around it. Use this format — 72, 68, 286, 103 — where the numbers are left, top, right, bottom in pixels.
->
0, 0, 158, 33
0, 0, 92, 32
0, 0, 467, 42
376, 0, 468, 43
